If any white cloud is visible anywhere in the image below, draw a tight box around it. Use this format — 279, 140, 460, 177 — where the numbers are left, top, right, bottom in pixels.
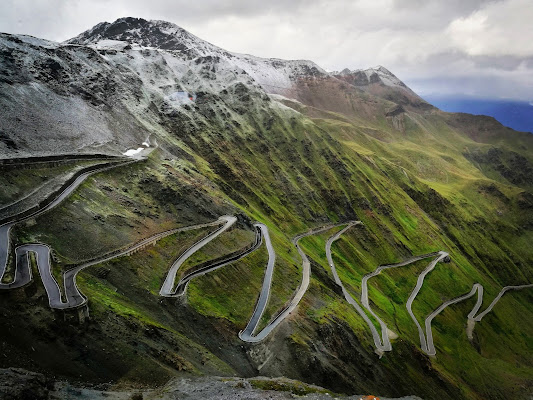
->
447, 0, 533, 57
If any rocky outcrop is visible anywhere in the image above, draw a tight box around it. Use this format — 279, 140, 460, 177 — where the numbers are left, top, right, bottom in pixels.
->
334, 66, 434, 111
0, 368, 52, 400
0, 368, 423, 400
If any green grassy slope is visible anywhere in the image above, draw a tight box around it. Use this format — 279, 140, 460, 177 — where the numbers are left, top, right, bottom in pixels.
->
3, 76, 533, 399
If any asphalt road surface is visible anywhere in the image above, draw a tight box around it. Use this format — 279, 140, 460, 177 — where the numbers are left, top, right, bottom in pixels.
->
1, 160, 133, 290
173, 224, 262, 296
405, 251, 449, 352
324, 222, 395, 353
160, 216, 237, 296
240, 221, 358, 343
359, 252, 441, 353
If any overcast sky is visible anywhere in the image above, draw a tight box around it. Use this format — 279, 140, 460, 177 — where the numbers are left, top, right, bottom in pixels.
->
1, 0, 532, 101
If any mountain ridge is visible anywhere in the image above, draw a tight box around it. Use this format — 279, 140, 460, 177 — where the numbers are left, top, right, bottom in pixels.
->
64, 17, 427, 107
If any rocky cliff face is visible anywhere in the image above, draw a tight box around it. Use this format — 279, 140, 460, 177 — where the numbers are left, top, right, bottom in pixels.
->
0, 368, 423, 400
67, 17, 221, 55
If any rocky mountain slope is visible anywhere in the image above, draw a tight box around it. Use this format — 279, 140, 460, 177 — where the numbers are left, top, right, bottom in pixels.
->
1, 17, 533, 400
333, 66, 434, 110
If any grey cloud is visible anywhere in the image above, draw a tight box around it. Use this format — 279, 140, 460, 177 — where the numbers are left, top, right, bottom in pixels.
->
468, 55, 533, 71
392, 0, 496, 13
391, 48, 533, 101
0, 0, 314, 40
399, 50, 533, 74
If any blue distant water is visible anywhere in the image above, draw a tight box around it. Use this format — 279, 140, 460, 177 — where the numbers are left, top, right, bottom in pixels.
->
423, 96, 533, 133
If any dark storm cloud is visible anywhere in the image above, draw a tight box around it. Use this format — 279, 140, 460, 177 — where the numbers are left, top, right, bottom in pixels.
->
0, 0, 532, 101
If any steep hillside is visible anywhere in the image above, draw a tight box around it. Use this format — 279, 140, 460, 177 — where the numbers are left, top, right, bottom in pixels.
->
1, 17, 532, 400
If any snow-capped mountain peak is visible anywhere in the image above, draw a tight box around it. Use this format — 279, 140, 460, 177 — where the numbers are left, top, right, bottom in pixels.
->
65, 17, 328, 96
0, 16, 435, 158
66, 17, 221, 57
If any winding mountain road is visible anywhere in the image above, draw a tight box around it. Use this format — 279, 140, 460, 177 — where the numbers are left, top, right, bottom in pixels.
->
405, 251, 450, 352
424, 283, 483, 355
2, 155, 531, 350
360, 252, 442, 352
325, 225, 489, 356
1, 159, 135, 290
424, 282, 532, 354
239, 223, 276, 342
240, 221, 356, 342
173, 224, 262, 296
160, 215, 237, 297
13, 215, 258, 309
0, 155, 249, 309
470, 284, 533, 322
0, 156, 128, 220
325, 224, 450, 354
325, 222, 397, 353
59, 218, 230, 308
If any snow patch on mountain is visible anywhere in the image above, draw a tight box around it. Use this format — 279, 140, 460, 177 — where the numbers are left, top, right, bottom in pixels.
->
363, 66, 406, 88
8, 34, 58, 49
268, 94, 303, 115
92, 39, 132, 51
123, 147, 144, 157
269, 93, 302, 104
123, 141, 151, 157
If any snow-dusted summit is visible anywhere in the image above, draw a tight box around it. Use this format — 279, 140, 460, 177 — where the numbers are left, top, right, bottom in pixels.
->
0, 17, 430, 157
67, 17, 223, 57
67, 17, 327, 95
67, 17, 427, 104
